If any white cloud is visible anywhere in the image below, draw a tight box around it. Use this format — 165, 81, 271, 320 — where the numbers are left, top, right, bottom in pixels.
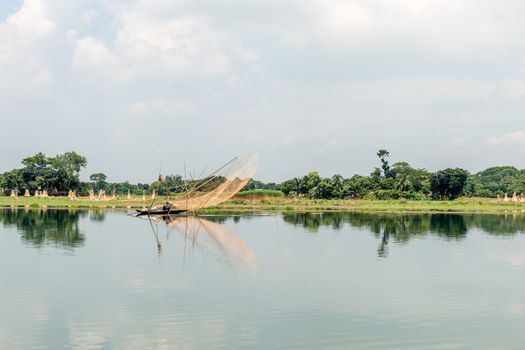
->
33, 69, 54, 86
72, 12, 230, 82
5, 0, 56, 38
82, 9, 99, 25
257, 0, 511, 56
0, 0, 57, 93
3, 0, 525, 181
486, 131, 525, 145
501, 79, 525, 98
450, 137, 466, 146
127, 98, 194, 120
72, 36, 121, 79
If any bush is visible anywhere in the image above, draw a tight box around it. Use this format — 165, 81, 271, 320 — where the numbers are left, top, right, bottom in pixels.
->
235, 190, 285, 198
365, 190, 429, 200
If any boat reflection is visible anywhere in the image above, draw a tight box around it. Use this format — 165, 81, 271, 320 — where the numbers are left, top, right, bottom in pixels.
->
146, 215, 257, 274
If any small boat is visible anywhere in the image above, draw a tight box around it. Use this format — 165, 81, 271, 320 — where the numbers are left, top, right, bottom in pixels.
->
136, 209, 187, 216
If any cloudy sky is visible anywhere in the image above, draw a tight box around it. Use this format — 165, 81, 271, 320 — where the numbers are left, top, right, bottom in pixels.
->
1, 0, 525, 182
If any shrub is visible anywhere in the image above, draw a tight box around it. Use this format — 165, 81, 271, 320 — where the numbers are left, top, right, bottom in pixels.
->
235, 190, 285, 198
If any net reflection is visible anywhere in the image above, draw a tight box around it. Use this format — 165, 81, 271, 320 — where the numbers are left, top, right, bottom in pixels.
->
145, 215, 257, 274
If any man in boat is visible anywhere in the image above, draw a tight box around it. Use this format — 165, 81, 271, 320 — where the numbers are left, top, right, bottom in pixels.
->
162, 202, 173, 211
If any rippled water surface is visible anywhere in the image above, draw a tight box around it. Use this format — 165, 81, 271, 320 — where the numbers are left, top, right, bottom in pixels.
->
2, 209, 525, 349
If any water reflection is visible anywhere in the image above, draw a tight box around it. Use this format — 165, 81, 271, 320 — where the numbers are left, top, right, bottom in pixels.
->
0, 208, 85, 248
145, 215, 257, 274
4, 209, 525, 260
3, 210, 525, 349
283, 212, 525, 257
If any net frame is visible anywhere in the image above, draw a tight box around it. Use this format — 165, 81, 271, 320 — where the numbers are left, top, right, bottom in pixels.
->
166, 153, 259, 211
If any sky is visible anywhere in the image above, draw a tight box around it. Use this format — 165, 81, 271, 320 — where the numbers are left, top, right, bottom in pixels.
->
1, 0, 525, 183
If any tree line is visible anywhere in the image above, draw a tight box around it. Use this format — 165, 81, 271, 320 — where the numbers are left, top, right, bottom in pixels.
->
248, 150, 525, 200
0, 152, 149, 196
1, 150, 524, 200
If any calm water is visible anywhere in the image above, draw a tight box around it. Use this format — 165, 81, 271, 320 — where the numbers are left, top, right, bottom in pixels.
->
2, 209, 525, 349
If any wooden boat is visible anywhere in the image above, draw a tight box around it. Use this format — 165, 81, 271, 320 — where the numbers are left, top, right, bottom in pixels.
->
135, 201, 187, 216
135, 208, 187, 216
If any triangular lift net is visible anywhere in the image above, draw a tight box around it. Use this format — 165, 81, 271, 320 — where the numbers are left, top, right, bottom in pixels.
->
168, 153, 258, 211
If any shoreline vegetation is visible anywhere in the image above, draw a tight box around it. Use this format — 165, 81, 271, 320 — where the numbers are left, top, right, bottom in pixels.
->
2, 195, 525, 214
3, 150, 525, 213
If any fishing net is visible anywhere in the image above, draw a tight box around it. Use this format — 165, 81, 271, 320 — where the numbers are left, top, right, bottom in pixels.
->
168, 153, 258, 211
165, 216, 257, 274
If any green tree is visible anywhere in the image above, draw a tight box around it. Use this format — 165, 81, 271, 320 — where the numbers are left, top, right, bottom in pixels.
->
281, 177, 302, 196
90, 173, 108, 191
377, 149, 393, 178
330, 174, 345, 199
49, 152, 87, 191
474, 166, 520, 195
310, 178, 334, 199
0, 169, 23, 191
430, 168, 469, 200
344, 175, 373, 197
302, 171, 321, 197
509, 174, 525, 195
464, 175, 484, 197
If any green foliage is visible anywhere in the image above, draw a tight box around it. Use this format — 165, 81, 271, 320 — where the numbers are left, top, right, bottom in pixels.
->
89, 173, 108, 191
280, 172, 346, 199
3, 149, 525, 202
366, 190, 428, 200
377, 149, 394, 178
0, 151, 87, 194
235, 190, 284, 197
242, 179, 281, 191
344, 175, 373, 197
430, 168, 469, 200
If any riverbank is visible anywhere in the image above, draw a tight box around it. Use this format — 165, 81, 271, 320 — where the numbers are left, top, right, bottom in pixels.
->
1, 196, 525, 213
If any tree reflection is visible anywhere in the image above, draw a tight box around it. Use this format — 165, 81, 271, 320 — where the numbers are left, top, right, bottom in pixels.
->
282, 212, 525, 257
430, 214, 467, 239
0, 208, 85, 248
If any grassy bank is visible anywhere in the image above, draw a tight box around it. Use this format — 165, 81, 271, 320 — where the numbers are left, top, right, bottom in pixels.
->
214, 197, 525, 214
1, 195, 525, 214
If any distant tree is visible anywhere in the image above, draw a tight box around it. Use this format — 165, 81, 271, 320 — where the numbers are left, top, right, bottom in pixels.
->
22, 152, 48, 170
1, 151, 87, 193
20, 152, 51, 190
509, 174, 525, 195
90, 173, 107, 182
0, 169, 23, 191
377, 149, 393, 178
330, 174, 345, 199
49, 152, 87, 191
474, 166, 520, 195
464, 175, 484, 197
310, 178, 334, 199
344, 175, 373, 197
243, 179, 281, 191
281, 177, 302, 196
391, 162, 430, 194
430, 168, 469, 200
90, 173, 108, 191
369, 168, 382, 189
302, 172, 321, 197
